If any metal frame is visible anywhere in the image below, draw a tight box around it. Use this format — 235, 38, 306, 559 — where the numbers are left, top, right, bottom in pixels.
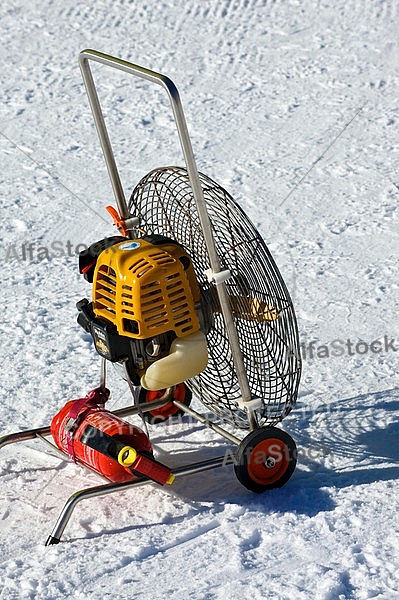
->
0, 51, 299, 545
79, 50, 256, 425
0, 399, 239, 545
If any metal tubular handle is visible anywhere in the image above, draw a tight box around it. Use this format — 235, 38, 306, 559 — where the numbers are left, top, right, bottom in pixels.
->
78, 50, 254, 415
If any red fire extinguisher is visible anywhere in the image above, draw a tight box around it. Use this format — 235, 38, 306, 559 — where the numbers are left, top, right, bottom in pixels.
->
51, 386, 174, 485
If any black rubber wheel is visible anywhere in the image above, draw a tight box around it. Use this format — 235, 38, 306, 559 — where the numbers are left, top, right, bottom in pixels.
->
234, 427, 297, 493
138, 383, 192, 424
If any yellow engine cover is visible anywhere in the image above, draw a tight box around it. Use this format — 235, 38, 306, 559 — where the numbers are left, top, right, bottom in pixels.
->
92, 238, 201, 339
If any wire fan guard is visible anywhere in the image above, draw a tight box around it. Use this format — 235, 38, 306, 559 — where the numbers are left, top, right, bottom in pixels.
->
129, 166, 301, 429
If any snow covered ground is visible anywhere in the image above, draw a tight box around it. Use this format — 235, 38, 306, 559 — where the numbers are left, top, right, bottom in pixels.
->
1, 0, 399, 598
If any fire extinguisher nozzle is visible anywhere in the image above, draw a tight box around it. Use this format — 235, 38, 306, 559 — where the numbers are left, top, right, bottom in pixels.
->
118, 446, 138, 467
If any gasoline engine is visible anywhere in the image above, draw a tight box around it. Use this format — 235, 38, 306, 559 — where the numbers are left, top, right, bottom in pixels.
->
76, 234, 210, 391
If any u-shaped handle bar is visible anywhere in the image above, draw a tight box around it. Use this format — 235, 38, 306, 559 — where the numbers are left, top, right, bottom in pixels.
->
79, 51, 198, 219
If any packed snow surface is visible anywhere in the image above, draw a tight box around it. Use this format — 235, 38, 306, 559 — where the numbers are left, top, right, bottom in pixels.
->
1, 1, 399, 599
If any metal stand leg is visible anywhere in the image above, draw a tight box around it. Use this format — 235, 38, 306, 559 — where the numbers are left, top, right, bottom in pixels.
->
46, 455, 234, 545
0, 427, 51, 450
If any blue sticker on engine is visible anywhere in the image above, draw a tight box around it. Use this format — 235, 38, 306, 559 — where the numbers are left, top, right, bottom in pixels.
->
119, 241, 141, 251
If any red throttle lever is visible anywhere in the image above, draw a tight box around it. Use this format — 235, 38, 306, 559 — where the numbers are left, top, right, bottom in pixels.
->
106, 206, 139, 238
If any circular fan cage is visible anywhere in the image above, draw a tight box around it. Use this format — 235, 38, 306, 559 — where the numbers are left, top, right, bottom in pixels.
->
129, 166, 301, 429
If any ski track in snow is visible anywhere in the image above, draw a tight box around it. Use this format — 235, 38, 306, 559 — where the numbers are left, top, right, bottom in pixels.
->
1, 0, 399, 598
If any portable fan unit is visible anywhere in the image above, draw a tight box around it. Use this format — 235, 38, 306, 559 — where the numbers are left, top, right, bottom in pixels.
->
0, 50, 301, 545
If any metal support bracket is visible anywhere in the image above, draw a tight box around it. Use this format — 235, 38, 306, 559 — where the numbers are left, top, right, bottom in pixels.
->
204, 268, 231, 285
235, 397, 263, 412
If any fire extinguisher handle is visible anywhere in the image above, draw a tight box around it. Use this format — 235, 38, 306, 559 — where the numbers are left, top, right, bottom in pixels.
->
133, 452, 175, 486
118, 444, 174, 486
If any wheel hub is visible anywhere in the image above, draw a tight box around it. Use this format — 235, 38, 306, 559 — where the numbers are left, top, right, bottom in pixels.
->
264, 456, 276, 468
